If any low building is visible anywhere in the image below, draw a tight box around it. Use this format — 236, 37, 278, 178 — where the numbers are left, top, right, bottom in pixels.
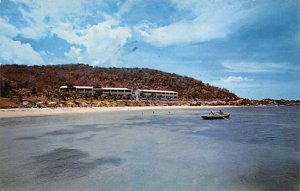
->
100, 87, 133, 99
101, 87, 133, 95
59, 86, 179, 101
59, 86, 68, 90
59, 86, 94, 94
135, 89, 178, 101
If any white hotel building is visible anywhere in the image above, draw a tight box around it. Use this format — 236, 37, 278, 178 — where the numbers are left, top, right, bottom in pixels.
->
135, 89, 178, 101
59, 86, 94, 94
59, 86, 178, 100
101, 87, 132, 95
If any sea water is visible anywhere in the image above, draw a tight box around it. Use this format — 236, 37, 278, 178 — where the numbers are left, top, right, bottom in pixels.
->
0, 107, 299, 191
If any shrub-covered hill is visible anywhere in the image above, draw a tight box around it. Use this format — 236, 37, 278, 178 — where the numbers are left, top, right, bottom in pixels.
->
0, 64, 239, 101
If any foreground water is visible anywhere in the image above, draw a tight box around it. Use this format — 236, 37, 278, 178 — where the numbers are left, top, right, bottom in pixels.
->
0, 107, 299, 191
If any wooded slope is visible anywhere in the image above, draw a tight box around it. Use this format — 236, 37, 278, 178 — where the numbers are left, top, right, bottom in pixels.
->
0, 64, 239, 100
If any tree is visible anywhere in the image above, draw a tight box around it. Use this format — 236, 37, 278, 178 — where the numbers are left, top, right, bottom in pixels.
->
31, 87, 37, 95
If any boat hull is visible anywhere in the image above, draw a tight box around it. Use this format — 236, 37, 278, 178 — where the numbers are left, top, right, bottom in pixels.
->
201, 113, 230, 120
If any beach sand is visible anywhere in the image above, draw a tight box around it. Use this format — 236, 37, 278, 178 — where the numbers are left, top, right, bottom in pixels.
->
0, 106, 235, 118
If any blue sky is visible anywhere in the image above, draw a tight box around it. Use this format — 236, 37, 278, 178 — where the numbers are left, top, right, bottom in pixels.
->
0, 0, 299, 99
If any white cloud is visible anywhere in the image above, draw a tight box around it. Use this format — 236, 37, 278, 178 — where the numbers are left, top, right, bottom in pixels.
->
52, 23, 81, 44
222, 60, 299, 73
39, 50, 48, 57
210, 75, 256, 91
116, 0, 135, 17
80, 19, 131, 66
64, 46, 83, 63
12, 0, 90, 40
136, 0, 260, 46
2, 1, 132, 65
0, 34, 44, 64
0, 17, 19, 37
220, 76, 252, 83
0, 16, 44, 64
58, 16, 131, 66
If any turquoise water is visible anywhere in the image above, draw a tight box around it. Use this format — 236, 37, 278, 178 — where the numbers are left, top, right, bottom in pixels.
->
0, 107, 299, 191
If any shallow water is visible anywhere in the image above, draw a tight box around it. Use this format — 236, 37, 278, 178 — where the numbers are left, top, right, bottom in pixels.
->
0, 107, 299, 191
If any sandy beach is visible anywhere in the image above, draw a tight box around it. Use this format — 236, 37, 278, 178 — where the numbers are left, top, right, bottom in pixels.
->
0, 106, 237, 118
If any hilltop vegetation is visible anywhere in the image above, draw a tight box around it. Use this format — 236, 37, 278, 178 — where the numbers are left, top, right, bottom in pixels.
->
0, 64, 238, 101
1, 64, 299, 108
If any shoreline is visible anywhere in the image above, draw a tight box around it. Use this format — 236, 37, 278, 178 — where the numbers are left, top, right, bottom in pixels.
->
0, 105, 240, 118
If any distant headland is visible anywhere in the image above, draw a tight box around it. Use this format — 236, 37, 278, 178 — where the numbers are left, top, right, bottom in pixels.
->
1, 64, 299, 109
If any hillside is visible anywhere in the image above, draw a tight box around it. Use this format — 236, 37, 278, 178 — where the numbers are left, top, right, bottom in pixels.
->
0, 64, 239, 101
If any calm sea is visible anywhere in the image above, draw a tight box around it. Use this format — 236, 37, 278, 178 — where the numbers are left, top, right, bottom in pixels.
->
0, 107, 299, 191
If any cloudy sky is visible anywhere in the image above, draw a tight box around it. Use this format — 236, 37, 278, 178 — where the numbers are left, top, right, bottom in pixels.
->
0, 0, 299, 99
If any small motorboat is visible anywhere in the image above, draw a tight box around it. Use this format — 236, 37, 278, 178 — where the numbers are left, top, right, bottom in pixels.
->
201, 111, 230, 120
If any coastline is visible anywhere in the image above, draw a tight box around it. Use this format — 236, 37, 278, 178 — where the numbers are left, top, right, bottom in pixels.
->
0, 105, 238, 118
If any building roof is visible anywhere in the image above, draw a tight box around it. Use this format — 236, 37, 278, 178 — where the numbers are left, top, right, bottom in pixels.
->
60, 86, 93, 89
74, 86, 93, 89
139, 89, 178, 94
102, 87, 131, 91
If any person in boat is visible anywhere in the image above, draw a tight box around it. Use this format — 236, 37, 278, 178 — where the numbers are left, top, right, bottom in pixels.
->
210, 111, 214, 115
219, 110, 223, 114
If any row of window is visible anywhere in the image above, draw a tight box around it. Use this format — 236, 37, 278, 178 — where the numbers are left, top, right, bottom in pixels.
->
103, 90, 132, 93
142, 93, 178, 96
140, 97, 178, 100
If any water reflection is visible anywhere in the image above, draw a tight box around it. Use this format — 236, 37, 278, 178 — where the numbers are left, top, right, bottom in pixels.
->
31, 148, 122, 180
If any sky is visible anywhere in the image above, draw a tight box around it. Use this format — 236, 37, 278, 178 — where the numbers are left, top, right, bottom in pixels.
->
0, 0, 299, 99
